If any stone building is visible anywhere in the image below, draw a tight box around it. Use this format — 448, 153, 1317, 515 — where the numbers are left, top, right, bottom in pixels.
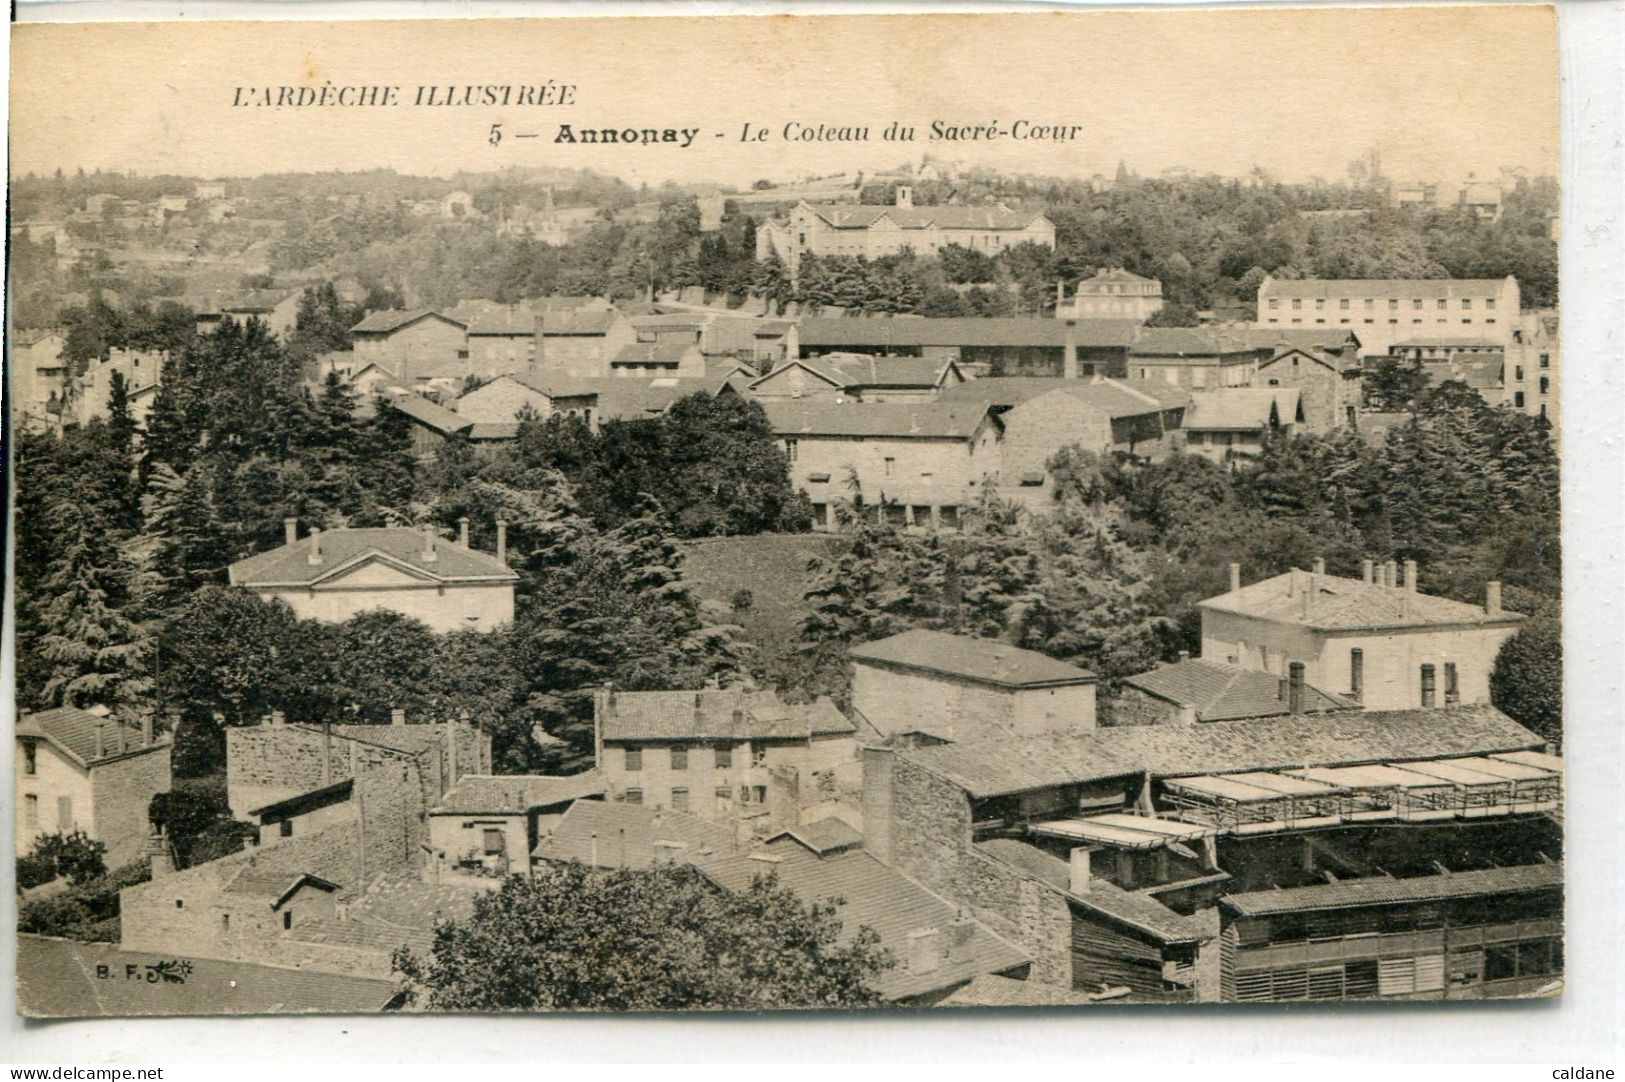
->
1256, 275, 1521, 358
537, 308, 637, 379
1113, 656, 1358, 726
195, 289, 302, 339
1255, 344, 1362, 433
593, 687, 860, 831
793, 316, 1140, 380
850, 628, 1098, 742
228, 519, 517, 633
425, 771, 605, 881
16, 708, 172, 869
747, 355, 966, 403
349, 309, 469, 383
8, 329, 69, 433
756, 187, 1054, 267
1504, 311, 1560, 440
1179, 388, 1303, 463
1061, 268, 1164, 322
73, 348, 166, 429
1199, 561, 1524, 711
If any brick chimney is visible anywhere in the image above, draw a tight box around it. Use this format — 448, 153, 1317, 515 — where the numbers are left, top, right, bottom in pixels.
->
1362, 558, 1374, 584
391, 707, 406, 727
1228, 562, 1242, 593
1385, 560, 1398, 589
146, 830, 174, 878
1486, 581, 1503, 616
1313, 557, 1326, 576
1404, 559, 1418, 594
496, 520, 508, 564
284, 517, 298, 546
1287, 662, 1305, 714
1069, 846, 1094, 896
95, 723, 107, 760
906, 926, 942, 974
1063, 320, 1079, 380
307, 527, 322, 565
144, 715, 156, 746
458, 517, 470, 547
422, 524, 437, 562
271, 710, 285, 727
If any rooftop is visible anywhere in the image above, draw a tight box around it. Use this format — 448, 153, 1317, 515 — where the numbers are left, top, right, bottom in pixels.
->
1260, 276, 1516, 297
16, 936, 402, 1017
898, 704, 1543, 799
938, 973, 1095, 1008
1128, 326, 1264, 358
611, 341, 698, 365
796, 316, 1142, 350
531, 800, 739, 869
798, 201, 1046, 233
1200, 569, 1522, 630
1392, 336, 1506, 349
1122, 658, 1357, 721
228, 526, 516, 588
384, 392, 473, 436
1183, 388, 1301, 432
939, 376, 1189, 416
431, 771, 605, 815
351, 308, 465, 335
767, 816, 865, 855
542, 309, 621, 336
1221, 862, 1562, 917
16, 707, 166, 767
851, 629, 1097, 689
760, 398, 996, 440
602, 688, 854, 743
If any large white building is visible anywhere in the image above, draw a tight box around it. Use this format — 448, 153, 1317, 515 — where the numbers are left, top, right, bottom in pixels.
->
1256, 275, 1520, 358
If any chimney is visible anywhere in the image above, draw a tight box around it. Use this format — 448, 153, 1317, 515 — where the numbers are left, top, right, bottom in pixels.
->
458, 517, 470, 547
391, 708, 405, 727
284, 517, 298, 546
1404, 559, 1418, 594
590, 832, 600, 868
1486, 581, 1503, 616
118, 722, 128, 754
1361, 559, 1374, 584
1056, 280, 1066, 313
143, 715, 155, 745
1385, 560, 1398, 589
1069, 846, 1094, 896
95, 723, 107, 760
1287, 570, 1297, 598
422, 524, 437, 562
445, 720, 460, 788
906, 927, 942, 974
1228, 562, 1242, 593
895, 185, 913, 209
1301, 576, 1314, 618
496, 520, 508, 564
949, 907, 976, 952
1063, 320, 1079, 380
271, 709, 285, 727
1178, 649, 1191, 662
322, 722, 333, 787
146, 830, 174, 879
1288, 662, 1305, 714
307, 527, 322, 565
1313, 557, 1326, 576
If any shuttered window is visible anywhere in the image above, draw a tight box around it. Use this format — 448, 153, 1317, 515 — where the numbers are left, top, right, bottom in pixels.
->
1234, 972, 1272, 1002
1414, 955, 1445, 993
1378, 957, 1416, 996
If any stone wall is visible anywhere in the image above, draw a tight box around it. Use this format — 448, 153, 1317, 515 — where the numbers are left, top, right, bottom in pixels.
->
90, 745, 173, 868
1105, 686, 1185, 728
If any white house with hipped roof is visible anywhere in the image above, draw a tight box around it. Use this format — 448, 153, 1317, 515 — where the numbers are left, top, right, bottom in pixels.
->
227, 519, 517, 632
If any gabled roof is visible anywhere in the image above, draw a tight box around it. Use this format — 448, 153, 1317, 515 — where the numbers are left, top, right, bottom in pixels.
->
16, 707, 165, 768
247, 778, 354, 822
697, 834, 1030, 1000
1129, 327, 1261, 359
767, 816, 864, 855
939, 973, 1095, 1007
351, 309, 466, 335
1422, 357, 1505, 393
542, 309, 621, 336
611, 341, 699, 365
1260, 276, 1515, 299
751, 355, 958, 393
431, 771, 606, 815
898, 704, 1543, 800
1121, 659, 1357, 722
602, 689, 854, 743
384, 392, 473, 436
799, 201, 1046, 233
214, 288, 297, 314
941, 377, 1189, 417
796, 316, 1140, 350
228, 527, 516, 587
465, 310, 540, 336
760, 399, 996, 440
1391, 336, 1504, 349
1081, 267, 1159, 286
1235, 327, 1362, 352
1183, 388, 1301, 432
851, 629, 1096, 689
531, 800, 739, 869
975, 838, 1209, 945
1221, 862, 1562, 917
1199, 569, 1522, 631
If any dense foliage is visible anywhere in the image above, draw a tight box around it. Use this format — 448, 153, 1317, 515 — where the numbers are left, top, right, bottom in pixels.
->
393, 862, 891, 1010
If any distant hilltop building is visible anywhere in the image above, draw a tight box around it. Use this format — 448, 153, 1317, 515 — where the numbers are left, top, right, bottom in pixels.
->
1059, 268, 1164, 322
756, 186, 1053, 268
1256, 275, 1520, 358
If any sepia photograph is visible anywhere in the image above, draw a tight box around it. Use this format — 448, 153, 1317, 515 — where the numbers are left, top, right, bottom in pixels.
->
4, 3, 1592, 1030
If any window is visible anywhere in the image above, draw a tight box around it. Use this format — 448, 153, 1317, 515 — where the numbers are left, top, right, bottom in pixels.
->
282, 911, 293, 931
784, 438, 797, 463
1514, 391, 1526, 408
714, 745, 732, 769
670, 788, 690, 812
1539, 353, 1550, 369
884, 457, 895, 477
1484, 945, 1517, 982
1291, 298, 1302, 310
279, 819, 294, 838
624, 788, 643, 805
624, 747, 642, 772
1350, 648, 1364, 702
1339, 298, 1350, 310
176, 899, 184, 909
1461, 298, 1472, 310
750, 739, 768, 766
222, 914, 230, 933
1515, 365, 1525, 381
1485, 298, 1496, 310
1364, 298, 1375, 310
482, 828, 504, 854
1268, 298, 1279, 310
1315, 298, 1325, 311
670, 745, 688, 770
23, 741, 37, 775
1420, 664, 1437, 707
1444, 662, 1460, 705
24, 794, 39, 828
1539, 377, 1550, 395
1388, 299, 1398, 311
1412, 298, 1423, 310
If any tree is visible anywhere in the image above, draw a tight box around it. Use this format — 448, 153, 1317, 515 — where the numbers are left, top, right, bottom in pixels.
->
1490, 617, 1562, 745
393, 863, 891, 1010
1143, 301, 1202, 327
17, 830, 107, 888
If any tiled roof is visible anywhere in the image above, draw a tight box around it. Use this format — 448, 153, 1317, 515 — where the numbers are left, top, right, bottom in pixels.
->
16, 936, 402, 1017
218, 825, 361, 901
975, 838, 1208, 945
1129, 327, 1261, 358
351, 309, 464, 335
797, 316, 1141, 350
768, 816, 864, 855
899, 704, 1543, 799
697, 835, 1030, 1000
1235, 327, 1362, 352
1222, 862, 1562, 917
216, 288, 297, 314
852, 629, 1096, 688
1392, 336, 1504, 349
1184, 388, 1301, 431
1422, 357, 1505, 393
1260, 277, 1514, 299
1122, 659, 1357, 722
283, 722, 457, 758
941, 377, 1189, 416
1200, 569, 1522, 630
542, 310, 620, 336
612, 342, 697, 365
805, 202, 1045, 233
292, 875, 479, 960
432, 771, 605, 814
228, 526, 516, 587
531, 800, 739, 869
939, 973, 1095, 1007
16, 707, 164, 767
248, 778, 354, 821
761, 399, 995, 440
826, 356, 955, 388
465, 310, 540, 336
384, 392, 473, 435
602, 689, 854, 742
1081, 267, 1158, 286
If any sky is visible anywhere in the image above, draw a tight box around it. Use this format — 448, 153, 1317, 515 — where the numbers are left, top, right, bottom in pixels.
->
9, 8, 1559, 188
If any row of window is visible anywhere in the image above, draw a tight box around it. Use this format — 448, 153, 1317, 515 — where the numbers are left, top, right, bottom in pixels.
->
21, 792, 75, 832
1270, 297, 1495, 312
620, 784, 768, 810
1235, 889, 1558, 945
1267, 317, 1495, 327
622, 743, 768, 772
1232, 939, 1561, 1001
